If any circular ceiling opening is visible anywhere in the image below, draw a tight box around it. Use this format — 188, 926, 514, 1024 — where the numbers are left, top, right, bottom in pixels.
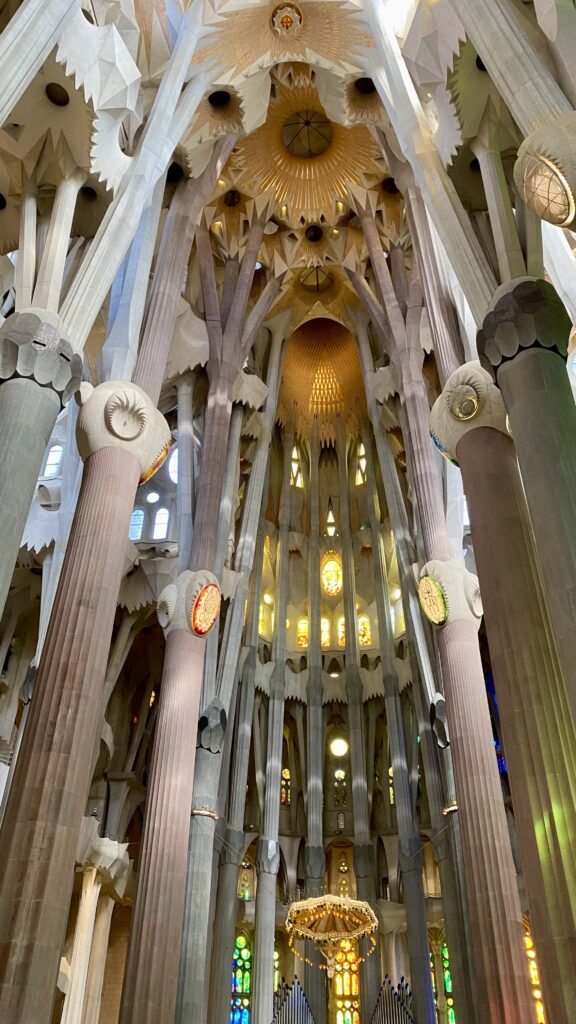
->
354, 77, 376, 95
469, 158, 480, 173
167, 161, 184, 183
299, 267, 334, 293
224, 188, 242, 207
208, 90, 231, 108
476, 55, 487, 72
80, 186, 97, 202
305, 224, 324, 243
282, 110, 333, 158
45, 82, 70, 107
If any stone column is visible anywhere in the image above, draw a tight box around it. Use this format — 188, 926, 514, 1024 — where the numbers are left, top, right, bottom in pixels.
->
304, 426, 327, 1024
0, 382, 166, 1024
209, 533, 265, 1024
81, 894, 115, 1024
478, 279, 576, 722
364, 433, 436, 1024
251, 426, 293, 1024
61, 867, 102, 1024
0, 310, 81, 620
176, 372, 196, 572
336, 424, 381, 1020
434, 363, 576, 1022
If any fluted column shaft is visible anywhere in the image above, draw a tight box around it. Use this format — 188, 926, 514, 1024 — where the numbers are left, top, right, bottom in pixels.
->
176, 373, 196, 572
0, 447, 140, 1023
81, 893, 115, 1024
61, 867, 102, 1024
364, 434, 436, 1024
251, 427, 293, 1024
458, 425, 576, 1022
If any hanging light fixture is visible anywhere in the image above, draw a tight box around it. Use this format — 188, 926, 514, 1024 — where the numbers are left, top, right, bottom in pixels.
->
329, 715, 349, 757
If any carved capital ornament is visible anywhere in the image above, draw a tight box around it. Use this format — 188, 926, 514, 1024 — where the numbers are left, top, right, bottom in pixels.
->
157, 570, 221, 638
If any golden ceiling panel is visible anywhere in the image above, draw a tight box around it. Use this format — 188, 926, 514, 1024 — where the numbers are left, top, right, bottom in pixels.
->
277, 318, 366, 443
271, 264, 359, 332
194, 1, 373, 82
231, 83, 383, 223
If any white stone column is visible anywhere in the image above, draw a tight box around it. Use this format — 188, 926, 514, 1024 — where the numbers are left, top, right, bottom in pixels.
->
61, 868, 102, 1024
80, 894, 115, 1024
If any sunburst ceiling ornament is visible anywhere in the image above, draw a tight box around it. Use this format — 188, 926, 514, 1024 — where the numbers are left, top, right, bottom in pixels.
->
271, 3, 303, 37
277, 318, 366, 443
231, 82, 383, 223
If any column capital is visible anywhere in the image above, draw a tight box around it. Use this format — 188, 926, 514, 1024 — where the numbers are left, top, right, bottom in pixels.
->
430, 362, 508, 465
76, 379, 171, 482
514, 112, 576, 227
256, 835, 281, 874
0, 307, 81, 406
418, 559, 483, 630
477, 278, 572, 378
221, 828, 245, 866
156, 569, 221, 638
304, 844, 326, 882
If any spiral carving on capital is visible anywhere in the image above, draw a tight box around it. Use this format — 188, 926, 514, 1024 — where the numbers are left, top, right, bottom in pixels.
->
0, 308, 81, 405
514, 113, 576, 227
419, 559, 482, 630
75, 379, 171, 479
477, 278, 572, 377
157, 569, 221, 638
430, 363, 507, 464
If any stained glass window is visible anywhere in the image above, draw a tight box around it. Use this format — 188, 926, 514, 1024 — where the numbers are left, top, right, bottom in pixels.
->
524, 923, 545, 1023
290, 445, 304, 488
281, 767, 291, 805
321, 616, 331, 648
297, 617, 309, 648
129, 508, 145, 541
326, 504, 337, 538
237, 860, 255, 901
321, 552, 343, 596
358, 615, 371, 647
355, 443, 367, 486
333, 939, 360, 1024
337, 617, 346, 648
230, 933, 252, 1024
274, 947, 280, 992
388, 766, 395, 807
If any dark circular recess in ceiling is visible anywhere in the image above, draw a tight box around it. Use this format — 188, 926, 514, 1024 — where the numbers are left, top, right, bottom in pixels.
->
0, 194, 6, 211
282, 110, 333, 158
354, 77, 376, 95
80, 186, 98, 202
45, 82, 70, 107
208, 90, 231, 108
469, 157, 481, 173
167, 161, 184, 183
305, 224, 324, 243
224, 189, 242, 207
382, 177, 399, 195
476, 56, 487, 72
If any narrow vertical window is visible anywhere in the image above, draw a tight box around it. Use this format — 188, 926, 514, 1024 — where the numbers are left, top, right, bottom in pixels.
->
355, 442, 367, 486
44, 444, 63, 478
388, 766, 395, 806
168, 447, 178, 483
358, 614, 371, 647
290, 445, 303, 488
230, 933, 252, 1023
297, 617, 309, 648
337, 617, 346, 648
280, 767, 291, 805
128, 508, 145, 540
152, 507, 169, 540
321, 616, 331, 648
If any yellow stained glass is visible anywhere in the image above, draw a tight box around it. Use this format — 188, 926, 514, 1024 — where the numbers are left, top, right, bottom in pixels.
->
337, 617, 346, 647
321, 552, 342, 595
321, 616, 331, 648
358, 614, 371, 647
297, 616, 309, 648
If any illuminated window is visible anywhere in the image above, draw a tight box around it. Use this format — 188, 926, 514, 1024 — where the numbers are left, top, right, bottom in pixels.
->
297, 617, 309, 648
524, 923, 545, 1024
274, 947, 280, 992
358, 615, 372, 647
290, 445, 303, 488
389, 767, 395, 806
321, 616, 331, 648
355, 442, 367, 486
281, 767, 291, 806
337, 617, 346, 648
333, 939, 360, 1024
322, 552, 343, 596
44, 444, 63, 478
168, 446, 178, 483
237, 860, 255, 901
230, 933, 252, 1023
334, 768, 347, 808
152, 507, 169, 540
326, 501, 337, 537
128, 508, 145, 540
258, 604, 265, 637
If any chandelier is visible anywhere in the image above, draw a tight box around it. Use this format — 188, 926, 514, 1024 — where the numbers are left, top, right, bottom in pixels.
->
286, 894, 378, 977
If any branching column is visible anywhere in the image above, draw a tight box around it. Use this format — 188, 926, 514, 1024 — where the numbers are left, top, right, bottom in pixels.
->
252, 427, 293, 1024
353, 214, 534, 1023
364, 432, 436, 1024
304, 425, 327, 1024
337, 421, 381, 1020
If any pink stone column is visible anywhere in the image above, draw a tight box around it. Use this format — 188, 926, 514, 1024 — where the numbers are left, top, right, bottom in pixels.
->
0, 446, 141, 1023
458, 426, 576, 1023
119, 628, 205, 1024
